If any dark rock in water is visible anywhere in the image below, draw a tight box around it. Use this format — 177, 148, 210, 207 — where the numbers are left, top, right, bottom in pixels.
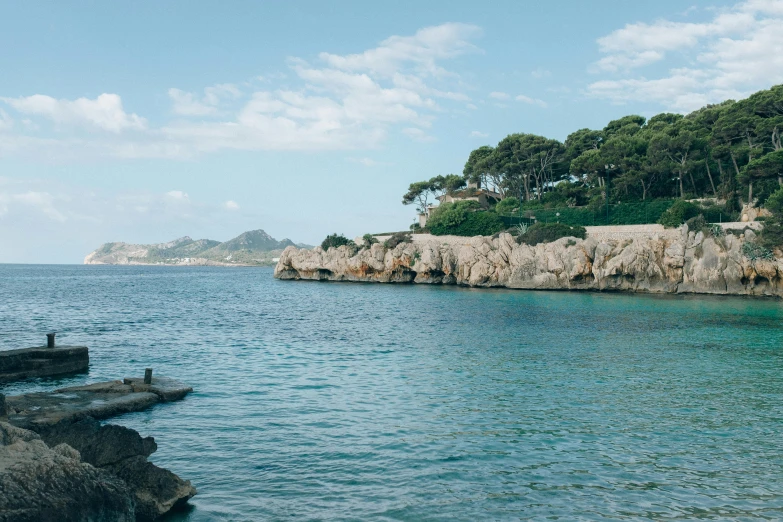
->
0, 345, 89, 383
35, 416, 157, 467
0, 421, 135, 522
34, 416, 197, 521
105, 455, 197, 520
4, 376, 197, 520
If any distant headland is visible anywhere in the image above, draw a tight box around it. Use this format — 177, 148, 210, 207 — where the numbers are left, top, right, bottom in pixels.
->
84, 229, 312, 266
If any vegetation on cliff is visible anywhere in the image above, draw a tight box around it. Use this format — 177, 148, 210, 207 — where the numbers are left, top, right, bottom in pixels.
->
321, 233, 356, 251
403, 84, 783, 232
427, 201, 505, 236
516, 223, 587, 246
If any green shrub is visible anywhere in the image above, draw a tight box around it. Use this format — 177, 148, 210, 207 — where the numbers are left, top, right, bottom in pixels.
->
508, 224, 528, 237
518, 222, 587, 246
384, 232, 412, 249
709, 223, 725, 238
362, 233, 378, 248
428, 201, 504, 236
685, 215, 708, 233
658, 200, 700, 228
742, 242, 774, 261
760, 186, 783, 250
760, 221, 783, 250
427, 201, 480, 233
494, 197, 520, 215
321, 233, 355, 251
450, 211, 505, 236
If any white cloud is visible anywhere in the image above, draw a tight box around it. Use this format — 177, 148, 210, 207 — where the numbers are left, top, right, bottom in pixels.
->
224, 200, 239, 210
531, 67, 551, 79
515, 94, 548, 108
168, 89, 217, 116
168, 83, 242, 116
11, 191, 66, 222
587, 0, 783, 112
0, 93, 145, 132
165, 190, 190, 201
466, 103, 477, 110
318, 22, 481, 77
0, 23, 480, 159
402, 127, 436, 142
0, 109, 13, 131
469, 130, 488, 138
489, 91, 510, 100
593, 50, 664, 73
347, 156, 384, 167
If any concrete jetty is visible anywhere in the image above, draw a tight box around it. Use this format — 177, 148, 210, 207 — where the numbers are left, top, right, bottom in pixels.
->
0, 334, 89, 383
5, 376, 193, 430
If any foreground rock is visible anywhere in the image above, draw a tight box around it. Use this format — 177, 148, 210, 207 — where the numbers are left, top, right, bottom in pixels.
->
0, 421, 135, 521
274, 225, 783, 297
3, 377, 196, 520
34, 417, 196, 520
0, 345, 89, 383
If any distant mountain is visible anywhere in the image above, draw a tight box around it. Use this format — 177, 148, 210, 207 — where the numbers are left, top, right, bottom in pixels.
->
84, 229, 312, 266
204, 230, 295, 253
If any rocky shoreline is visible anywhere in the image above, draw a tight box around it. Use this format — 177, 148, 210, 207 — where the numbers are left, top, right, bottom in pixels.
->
274, 224, 783, 297
1, 375, 196, 521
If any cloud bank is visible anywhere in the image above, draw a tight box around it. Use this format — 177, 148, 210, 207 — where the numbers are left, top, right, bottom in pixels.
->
588, 0, 783, 112
0, 23, 481, 161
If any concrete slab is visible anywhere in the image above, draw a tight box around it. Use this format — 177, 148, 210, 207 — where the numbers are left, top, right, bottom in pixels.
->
5, 377, 192, 430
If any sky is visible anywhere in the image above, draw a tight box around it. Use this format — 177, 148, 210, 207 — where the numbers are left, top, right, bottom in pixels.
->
2, 0, 783, 263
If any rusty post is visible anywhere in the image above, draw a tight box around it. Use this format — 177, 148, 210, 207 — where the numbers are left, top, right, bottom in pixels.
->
144, 368, 153, 384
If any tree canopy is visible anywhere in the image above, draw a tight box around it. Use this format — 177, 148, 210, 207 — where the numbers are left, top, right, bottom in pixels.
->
403, 84, 783, 212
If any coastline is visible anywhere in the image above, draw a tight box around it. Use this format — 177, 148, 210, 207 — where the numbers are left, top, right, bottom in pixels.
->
83, 260, 272, 267
274, 224, 783, 298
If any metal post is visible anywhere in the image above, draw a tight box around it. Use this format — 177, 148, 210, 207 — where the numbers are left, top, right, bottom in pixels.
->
144, 368, 153, 384
46, 332, 56, 348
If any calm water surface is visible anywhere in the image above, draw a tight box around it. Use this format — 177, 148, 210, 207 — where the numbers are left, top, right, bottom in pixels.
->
1, 264, 782, 521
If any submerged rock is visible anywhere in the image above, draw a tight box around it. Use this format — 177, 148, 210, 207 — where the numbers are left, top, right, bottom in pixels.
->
0, 421, 135, 522
274, 226, 783, 297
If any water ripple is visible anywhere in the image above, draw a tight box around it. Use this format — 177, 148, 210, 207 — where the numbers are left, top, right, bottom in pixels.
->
1, 265, 783, 520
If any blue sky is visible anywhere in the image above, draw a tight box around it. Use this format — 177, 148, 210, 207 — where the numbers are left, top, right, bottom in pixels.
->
2, 0, 782, 263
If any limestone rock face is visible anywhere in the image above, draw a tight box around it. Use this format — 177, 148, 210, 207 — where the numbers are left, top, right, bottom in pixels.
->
33, 417, 196, 521
274, 227, 783, 297
0, 421, 135, 522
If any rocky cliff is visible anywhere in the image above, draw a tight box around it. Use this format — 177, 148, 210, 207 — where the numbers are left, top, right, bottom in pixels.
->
274, 226, 783, 297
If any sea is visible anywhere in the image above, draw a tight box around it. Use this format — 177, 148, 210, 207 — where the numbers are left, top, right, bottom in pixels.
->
1, 264, 783, 521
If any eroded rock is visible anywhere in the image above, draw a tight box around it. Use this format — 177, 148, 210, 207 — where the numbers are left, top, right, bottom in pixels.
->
274, 229, 783, 297
33, 417, 196, 521
0, 421, 135, 522
4, 377, 197, 520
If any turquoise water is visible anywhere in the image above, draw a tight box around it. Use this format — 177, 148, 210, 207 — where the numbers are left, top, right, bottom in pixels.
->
2, 265, 783, 521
